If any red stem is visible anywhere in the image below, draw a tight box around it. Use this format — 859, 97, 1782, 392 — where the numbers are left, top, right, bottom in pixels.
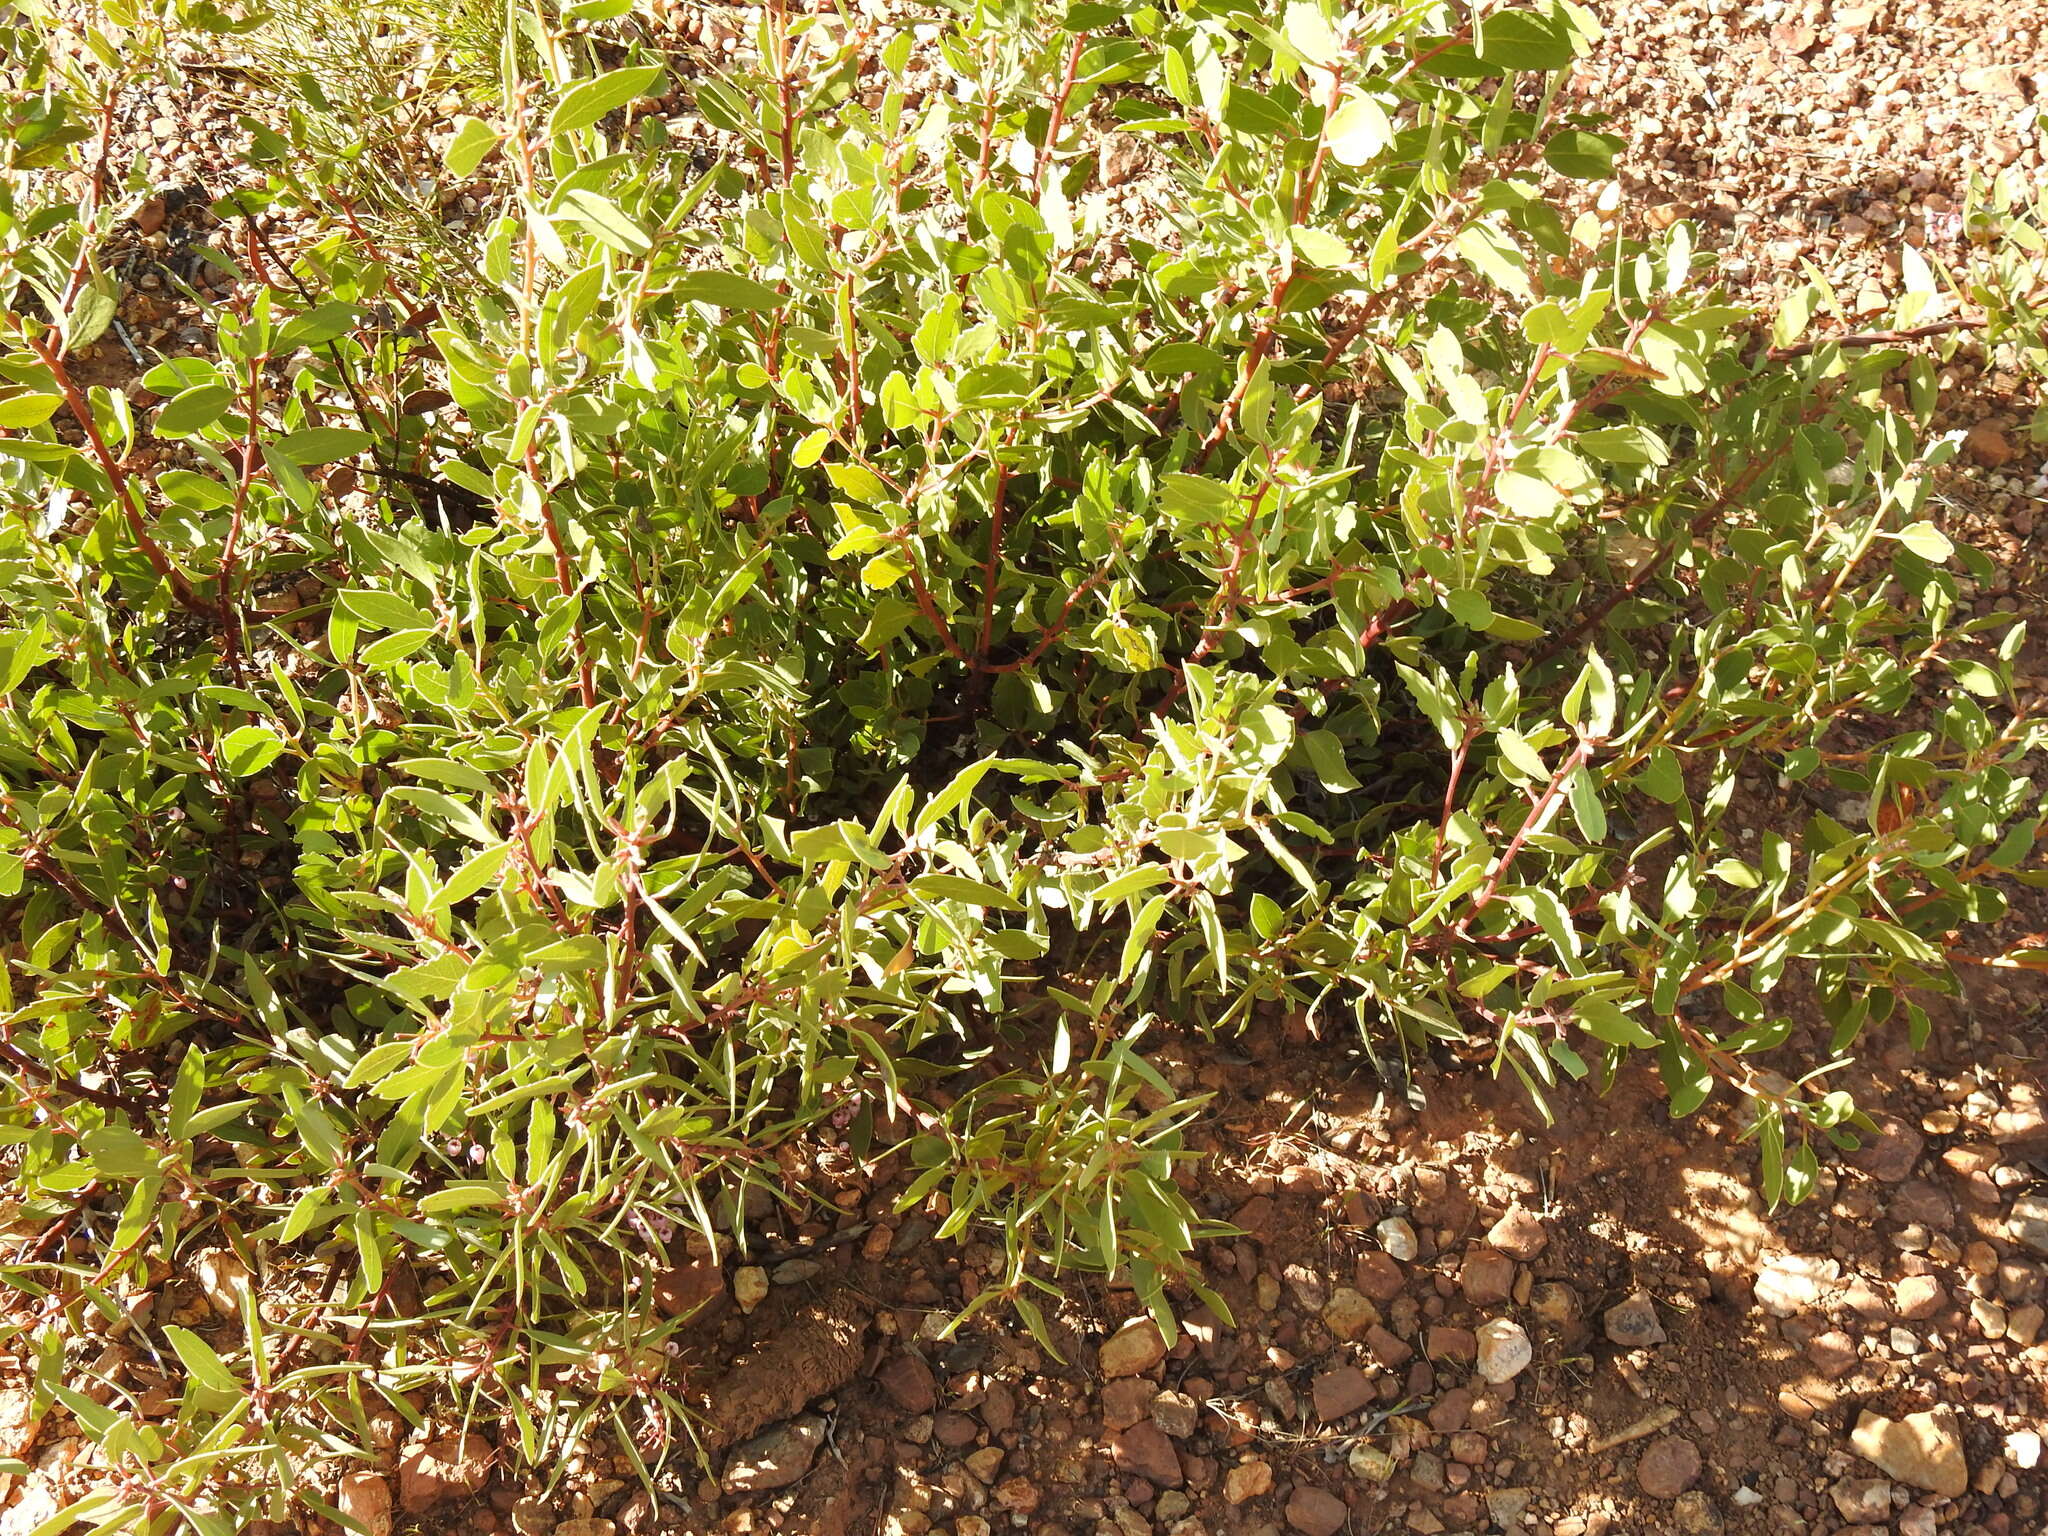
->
522, 440, 598, 709
1431, 724, 1480, 882
1032, 33, 1087, 197
28, 336, 218, 624
772, 0, 796, 182
974, 461, 1013, 665
1455, 738, 1596, 935
0, 1036, 150, 1125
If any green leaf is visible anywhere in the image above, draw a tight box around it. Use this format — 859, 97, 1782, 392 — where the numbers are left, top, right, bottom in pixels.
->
273, 302, 361, 352
1092, 866, 1171, 907
911, 873, 1025, 911
1323, 94, 1392, 166
1475, 10, 1574, 71
860, 553, 910, 588
1120, 892, 1169, 979
1221, 85, 1298, 139
1508, 885, 1580, 958
155, 383, 235, 437
221, 725, 286, 777
273, 427, 373, 465
1145, 342, 1228, 378
82, 1126, 156, 1177
1298, 729, 1360, 792
1543, 130, 1622, 179
530, 935, 610, 972
558, 188, 652, 254
445, 116, 498, 177
162, 1326, 244, 1395
418, 1182, 508, 1213
1155, 827, 1238, 864
1495, 727, 1548, 780
826, 462, 890, 504
1160, 473, 1237, 520
431, 843, 513, 912
142, 357, 220, 395
1773, 283, 1817, 349
66, 280, 120, 350
1494, 470, 1561, 520
791, 819, 890, 869
1949, 658, 2000, 697
1894, 522, 1953, 562
913, 757, 999, 833
359, 629, 436, 667
1572, 651, 1617, 739
674, 270, 784, 311
1396, 663, 1464, 750
1444, 587, 1495, 630
0, 393, 62, 428
1290, 225, 1352, 268
1635, 746, 1684, 804
1249, 892, 1285, 939
156, 468, 234, 510
1655, 1026, 1715, 1117
1454, 225, 1532, 299
1283, 0, 1340, 64
1566, 766, 1607, 841
1576, 998, 1658, 1048
985, 929, 1047, 959
546, 64, 667, 139
1576, 425, 1669, 465
1706, 857, 1761, 889
337, 589, 434, 631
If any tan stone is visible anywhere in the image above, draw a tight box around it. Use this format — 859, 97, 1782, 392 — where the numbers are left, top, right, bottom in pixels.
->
1098, 1317, 1167, 1379
1850, 1408, 1968, 1497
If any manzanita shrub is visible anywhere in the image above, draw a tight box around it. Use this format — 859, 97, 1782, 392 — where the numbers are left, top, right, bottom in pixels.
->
1, 0, 2045, 1524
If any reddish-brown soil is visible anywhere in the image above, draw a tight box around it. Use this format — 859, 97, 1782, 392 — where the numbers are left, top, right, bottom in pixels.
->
629, 966, 2043, 1536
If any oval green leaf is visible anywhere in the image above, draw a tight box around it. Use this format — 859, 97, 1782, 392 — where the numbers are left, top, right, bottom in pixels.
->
547, 65, 667, 140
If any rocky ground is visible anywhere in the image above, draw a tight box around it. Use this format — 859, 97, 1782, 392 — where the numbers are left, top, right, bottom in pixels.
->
3, 2, 2046, 1536
8, 982, 2045, 1536
1568, 0, 2048, 604
468, 966, 2044, 1536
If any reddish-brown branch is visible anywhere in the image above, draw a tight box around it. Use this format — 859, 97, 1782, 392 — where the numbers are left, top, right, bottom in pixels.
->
974, 461, 1013, 665
57, 90, 121, 316
1454, 737, 1597, 936
1502, 342, 1553, 433
0, 1035, 151, 1125
971, 42, 1001, 193
1431, 723, 1481, 883
1293, 66, 1349, 226
1191, 293, 1287, 470
1188, 467, 1277, 662
1531, 429, 1798, 667
982, 561, 1117, 674
896, 539, 970, 663
841, 275, 864, 438
1357, 599, 1413, 657
216, 350, 267, 678
771, 0, 797, 183
1032, 32, 1088, 198
29, 335, 219, 625
1767, 317, 1982, 361
1190, 61, 1359, 473
522, 441, 598, 709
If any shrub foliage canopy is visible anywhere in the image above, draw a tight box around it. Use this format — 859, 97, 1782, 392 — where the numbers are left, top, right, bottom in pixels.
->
0, 0, 2043, 1524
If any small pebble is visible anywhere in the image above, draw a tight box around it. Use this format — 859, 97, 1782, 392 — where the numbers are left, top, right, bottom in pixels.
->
1376, 1217, 1419, 1262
